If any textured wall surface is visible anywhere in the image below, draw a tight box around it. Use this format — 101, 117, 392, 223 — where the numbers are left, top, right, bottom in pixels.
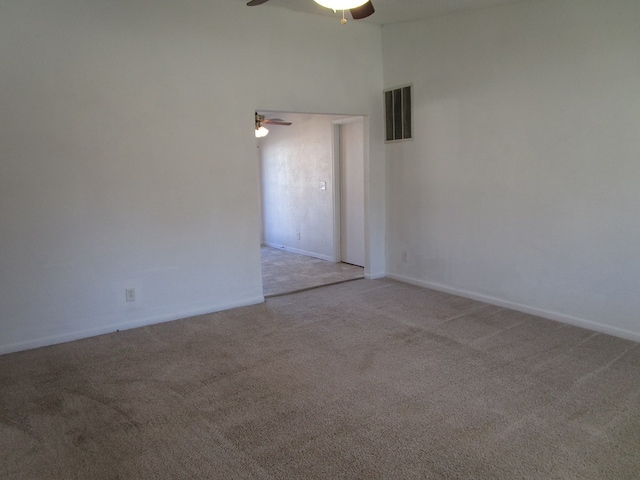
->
260, 113, 345, 260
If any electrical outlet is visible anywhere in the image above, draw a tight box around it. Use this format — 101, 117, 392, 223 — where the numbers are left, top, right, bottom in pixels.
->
125, 288, 136, 302
297, 232, 301, 240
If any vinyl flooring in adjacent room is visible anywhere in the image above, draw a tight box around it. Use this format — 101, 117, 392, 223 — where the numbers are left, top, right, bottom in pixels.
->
261, 245, 364, 297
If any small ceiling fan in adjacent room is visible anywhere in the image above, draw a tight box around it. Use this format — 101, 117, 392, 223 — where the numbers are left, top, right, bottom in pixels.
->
255, 113, 292, 138
247, 0, 375, 23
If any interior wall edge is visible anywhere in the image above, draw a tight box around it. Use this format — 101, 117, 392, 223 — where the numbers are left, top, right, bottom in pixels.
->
386, 273, 640, 343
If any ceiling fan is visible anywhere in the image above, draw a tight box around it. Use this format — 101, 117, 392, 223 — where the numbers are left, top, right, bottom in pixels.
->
255, 112, 292, 138
247, 0, 375, 22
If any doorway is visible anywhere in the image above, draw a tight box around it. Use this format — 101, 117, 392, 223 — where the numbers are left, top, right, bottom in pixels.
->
258, 111, 365, 296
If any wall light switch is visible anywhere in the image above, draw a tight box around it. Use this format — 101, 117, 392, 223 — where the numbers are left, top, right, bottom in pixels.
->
126, 288, 136, 302
320, 181, 327, 191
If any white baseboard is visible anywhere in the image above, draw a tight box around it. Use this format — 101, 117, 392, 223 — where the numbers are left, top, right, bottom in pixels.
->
0, 295, 265, 356
263, 242, 334, 262
365, 271, 386, 280
386, 273, 640, 343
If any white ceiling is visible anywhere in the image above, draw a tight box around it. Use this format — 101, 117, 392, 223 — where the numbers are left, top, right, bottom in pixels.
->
245, 0, 529, 25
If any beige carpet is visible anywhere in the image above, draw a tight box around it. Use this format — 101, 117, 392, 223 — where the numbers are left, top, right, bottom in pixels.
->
1, 279, 639, 479
261, 245, 364, 297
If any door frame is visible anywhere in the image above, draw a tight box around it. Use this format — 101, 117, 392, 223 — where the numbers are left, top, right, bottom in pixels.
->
331, 116, 365, 264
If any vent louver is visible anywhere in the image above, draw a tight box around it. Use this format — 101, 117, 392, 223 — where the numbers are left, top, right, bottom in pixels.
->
385, 85, 412, 142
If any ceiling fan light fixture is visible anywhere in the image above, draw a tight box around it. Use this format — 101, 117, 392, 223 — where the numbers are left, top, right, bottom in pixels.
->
313, 0, 368, 11
255, 126, 269, 138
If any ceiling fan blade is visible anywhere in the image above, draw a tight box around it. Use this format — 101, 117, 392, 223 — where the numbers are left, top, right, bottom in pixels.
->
264, 119, 292, 126
350, 1, 374, 19
247, 0, 269, 6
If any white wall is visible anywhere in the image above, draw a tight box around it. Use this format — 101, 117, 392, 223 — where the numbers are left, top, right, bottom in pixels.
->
260, 113, 344, 261
0, 0, 385, 353
384, 0, 640, 340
